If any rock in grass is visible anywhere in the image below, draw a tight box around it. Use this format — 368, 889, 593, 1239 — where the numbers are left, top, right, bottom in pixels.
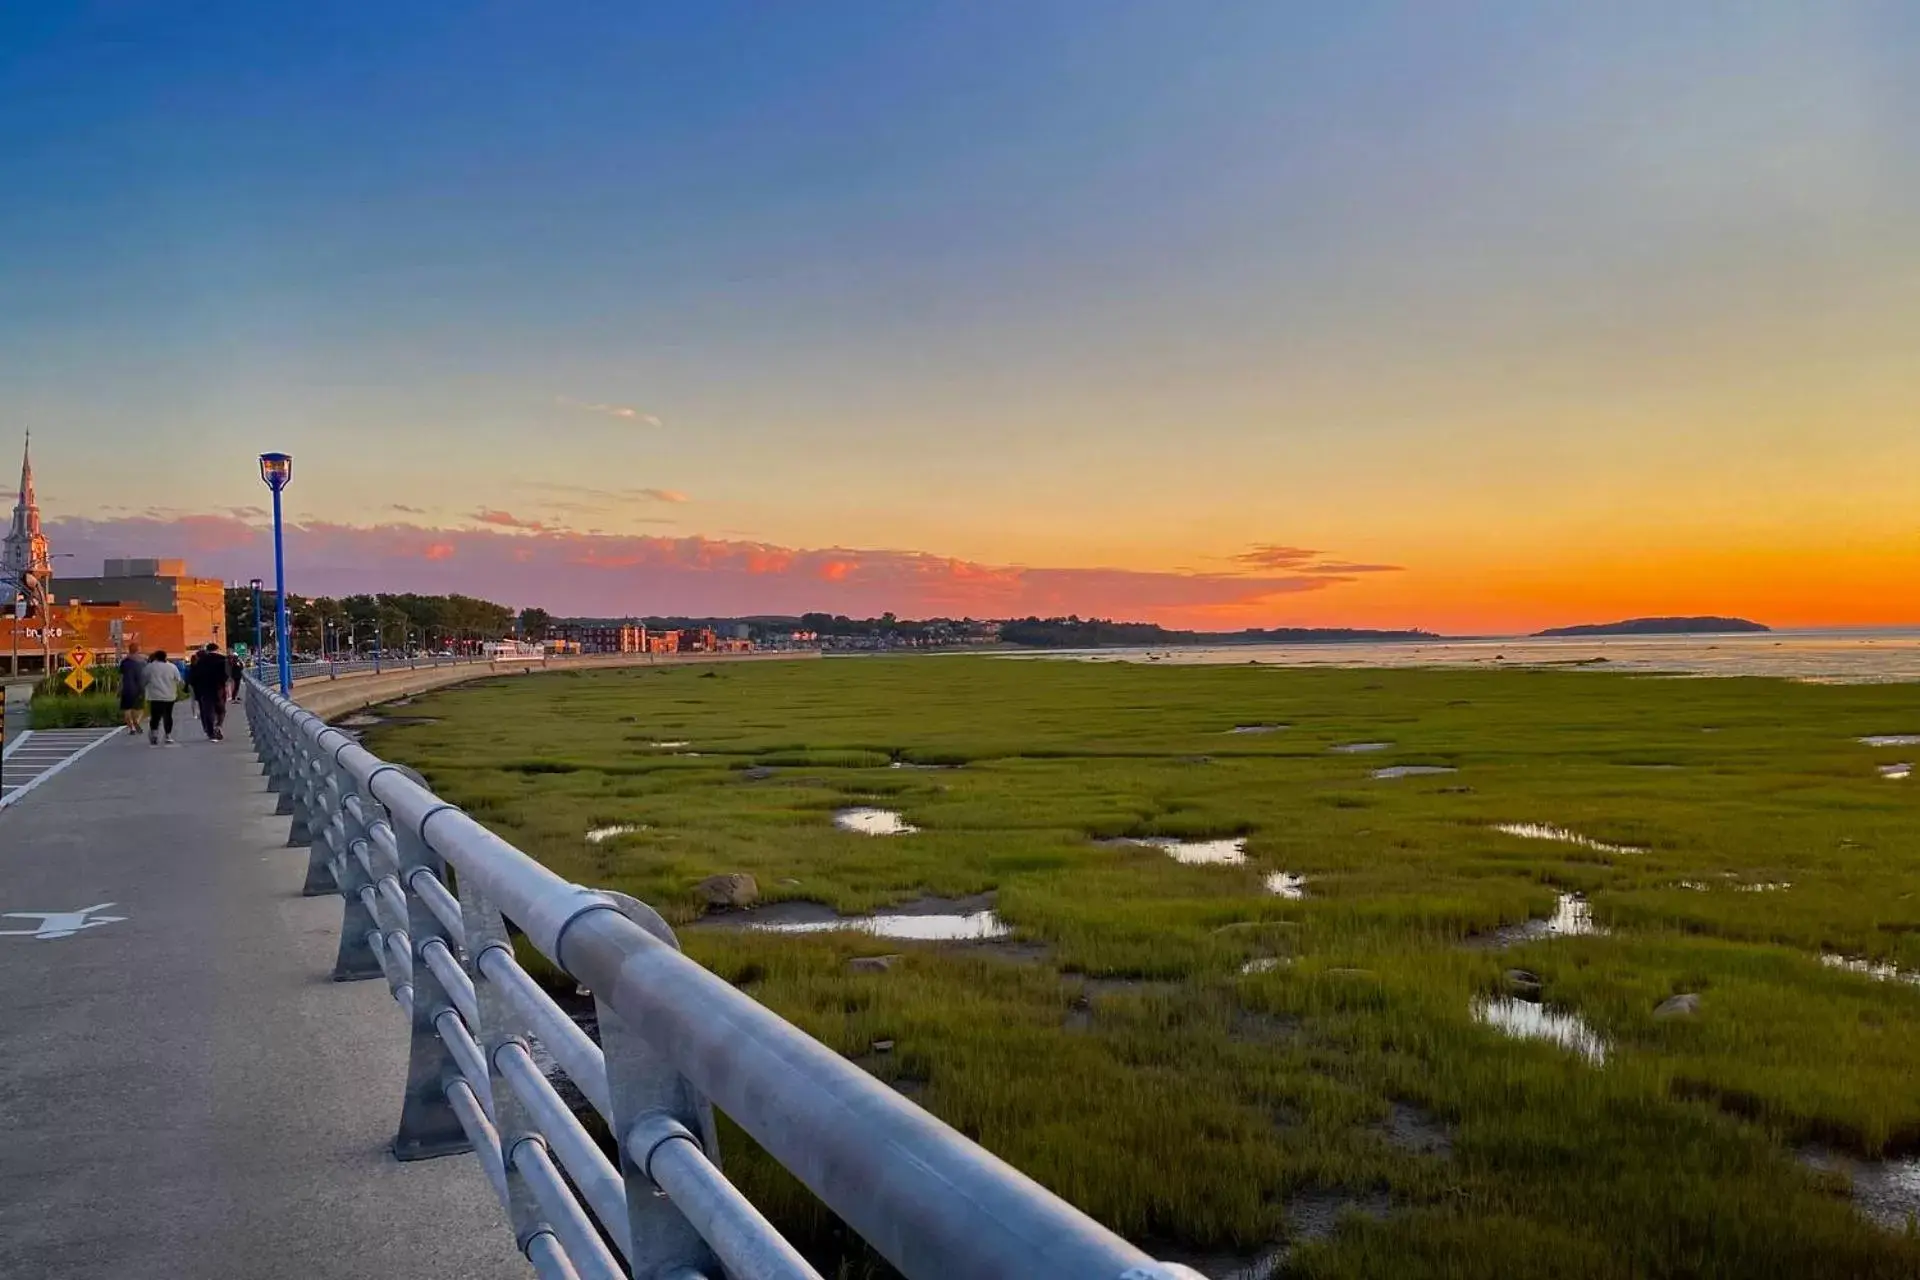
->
695, 873, 759, 910
1654, 992, 1701, 1019
848, 954, 902, 973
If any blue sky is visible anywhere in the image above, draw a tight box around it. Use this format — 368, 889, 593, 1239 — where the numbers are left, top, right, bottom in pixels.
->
3, 3, 1915, 628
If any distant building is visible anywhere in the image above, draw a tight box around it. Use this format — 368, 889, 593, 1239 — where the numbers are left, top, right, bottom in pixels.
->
550, 620, 647, 653
59, 558, 226, 651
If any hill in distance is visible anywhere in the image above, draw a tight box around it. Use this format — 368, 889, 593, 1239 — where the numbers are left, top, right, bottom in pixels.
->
1533, 616, 1769, 638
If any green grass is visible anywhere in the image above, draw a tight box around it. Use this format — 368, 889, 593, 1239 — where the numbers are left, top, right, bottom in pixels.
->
30, 688, 122, 727
364, 657, 1920, 1278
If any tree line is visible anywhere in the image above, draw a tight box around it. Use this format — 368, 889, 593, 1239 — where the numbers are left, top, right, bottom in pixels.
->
224, 588, 523, 654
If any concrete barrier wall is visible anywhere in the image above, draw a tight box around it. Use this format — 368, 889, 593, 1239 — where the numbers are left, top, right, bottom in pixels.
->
289, 650, 819, 722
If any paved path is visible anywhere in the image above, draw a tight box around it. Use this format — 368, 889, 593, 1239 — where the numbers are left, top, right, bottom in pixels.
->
0, 702, 527, 1279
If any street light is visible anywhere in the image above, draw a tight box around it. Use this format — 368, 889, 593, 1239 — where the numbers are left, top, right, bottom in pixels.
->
249, 578, 263, 678
258, 452, 293, 695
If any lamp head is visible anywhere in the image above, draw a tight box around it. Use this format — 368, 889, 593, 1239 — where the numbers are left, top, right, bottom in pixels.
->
258, 452, 293, 492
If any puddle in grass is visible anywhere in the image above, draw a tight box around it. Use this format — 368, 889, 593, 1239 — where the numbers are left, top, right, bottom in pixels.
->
1329, 741, 1392, 753
1473, 995, 1607, 1064
1879, 763, 1912, 780
584, 824, 643, 844
1859, 735, 1920, 747
1240, 957, 1287, 975
1152, 1189, 1391, 1280
1265, 872, 1308, 899
1799, 1147, 1920, 1231
1372, 765, 1456, 779
1116, 836, 1248, 865
650, 740, 690, 748
889, 761, 958, 771
1227, 724, 1287, 735
712, 895, 1009, 941
834, 807, 919, 836
1492, 823, 1647, 855
1473, 894, 1606, 946
1821, 953, 1920, 986
1735, 881, 1792, 893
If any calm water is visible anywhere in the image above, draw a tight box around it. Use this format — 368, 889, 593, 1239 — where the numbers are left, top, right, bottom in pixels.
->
1017, 630, 1920, 683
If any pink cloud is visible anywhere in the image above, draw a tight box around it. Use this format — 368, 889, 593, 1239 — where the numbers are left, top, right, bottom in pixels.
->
41, 513, 1391, 625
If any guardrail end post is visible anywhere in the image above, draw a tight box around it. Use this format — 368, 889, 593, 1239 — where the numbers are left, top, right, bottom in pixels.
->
592, 891, 723, 1278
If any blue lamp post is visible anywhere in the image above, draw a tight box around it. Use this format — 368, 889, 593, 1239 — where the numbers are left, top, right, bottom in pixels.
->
258, 452, 294, 694
249, 578, 263, 678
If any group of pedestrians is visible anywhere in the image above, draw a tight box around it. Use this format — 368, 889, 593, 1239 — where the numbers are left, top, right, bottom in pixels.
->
116, 643, 244, 746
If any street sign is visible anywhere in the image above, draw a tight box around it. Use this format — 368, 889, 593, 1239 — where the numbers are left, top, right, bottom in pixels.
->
64, 667, 93, 694
66, 647, 89, 671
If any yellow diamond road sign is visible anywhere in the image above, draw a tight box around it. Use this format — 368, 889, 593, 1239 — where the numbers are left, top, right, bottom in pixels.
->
64, 667, 94, 695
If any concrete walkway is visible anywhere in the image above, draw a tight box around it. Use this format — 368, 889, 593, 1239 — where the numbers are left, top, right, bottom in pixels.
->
0, 700, 526, 1278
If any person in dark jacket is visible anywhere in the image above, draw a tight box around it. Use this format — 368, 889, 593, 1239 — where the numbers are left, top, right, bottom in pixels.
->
227, 649, 244, 701
117, 650, 147, 736
186, 643, 231, 741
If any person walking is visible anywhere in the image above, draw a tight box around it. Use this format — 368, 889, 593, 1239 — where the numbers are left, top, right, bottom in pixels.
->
142, 649, 183, 745
117, 650, 147, 736
227, 648, 243, 702
187, 642, 230, 741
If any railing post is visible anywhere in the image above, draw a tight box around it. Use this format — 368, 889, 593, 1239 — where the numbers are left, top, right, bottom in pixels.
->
592, 891, 724, 1279
388, 802, 473, 1160
330, 784, 384, 982
301, 770, 342, 897
458, 875, 562, 1263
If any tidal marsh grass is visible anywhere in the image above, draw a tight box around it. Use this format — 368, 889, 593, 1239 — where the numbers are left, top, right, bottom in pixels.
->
366, 659, 1920, 1277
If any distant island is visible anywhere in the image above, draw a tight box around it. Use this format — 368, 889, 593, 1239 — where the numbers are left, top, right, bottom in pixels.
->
999, 617, 1437, 648
1533, 616, 1769, 638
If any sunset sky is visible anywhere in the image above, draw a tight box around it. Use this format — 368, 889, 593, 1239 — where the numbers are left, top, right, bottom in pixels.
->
3, 4, 1915, 633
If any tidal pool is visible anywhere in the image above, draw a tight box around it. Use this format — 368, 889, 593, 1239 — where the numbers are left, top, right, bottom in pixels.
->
1799, 1147, 1920, 1232
584, 824, 642, 843
1477, 894, 1606, 946
1492, 823, 1647, 855
650, 740, 690, 748
1330, 741, 1392, 753
1372, 765, 1456, 779
1878, 763, 1912, 780
752, 909, 1009, 941
834, 807, 919, 836
1472, 996, 1608, 1065
1821, 954, 1920, 985
1859, 735, 1920, 747
1227, 723, 1287, 734
1121, 836, 1247, 865
1265, 872, 1307, 899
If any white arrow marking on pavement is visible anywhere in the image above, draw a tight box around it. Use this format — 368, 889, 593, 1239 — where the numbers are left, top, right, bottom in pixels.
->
0, 902, 127, 939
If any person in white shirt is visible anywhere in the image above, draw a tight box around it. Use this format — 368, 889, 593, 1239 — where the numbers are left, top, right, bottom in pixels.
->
141, 650, 185, 746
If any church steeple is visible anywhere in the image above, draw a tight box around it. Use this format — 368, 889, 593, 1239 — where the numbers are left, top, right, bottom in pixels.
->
2, 431, 51, 602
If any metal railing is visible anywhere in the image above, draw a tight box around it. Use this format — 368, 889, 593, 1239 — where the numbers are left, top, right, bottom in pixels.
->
244, 678, 1201, 1280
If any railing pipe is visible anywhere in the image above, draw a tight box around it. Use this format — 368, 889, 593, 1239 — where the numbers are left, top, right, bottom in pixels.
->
420, 937, 481, 1029
629, 1115, 824, 1280
476, 945, 612, 1121
409, 867, 467, 948
494, 1041, 627, 1256
435, 1008, 495, 1118
509, 1136, 624, 1280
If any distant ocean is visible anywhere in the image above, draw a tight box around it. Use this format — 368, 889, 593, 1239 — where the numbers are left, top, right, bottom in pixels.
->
1008, 629, 1920, 684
